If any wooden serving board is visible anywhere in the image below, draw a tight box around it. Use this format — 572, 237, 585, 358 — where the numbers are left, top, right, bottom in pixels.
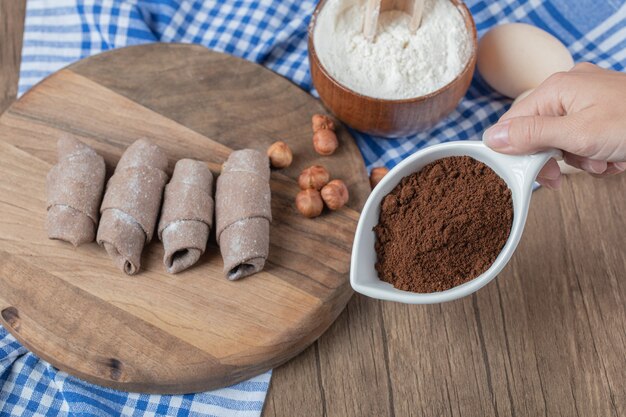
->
0, 44, 370, 394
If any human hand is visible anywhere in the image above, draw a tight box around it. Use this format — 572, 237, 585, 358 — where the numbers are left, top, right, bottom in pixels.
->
483, 63, 626, 188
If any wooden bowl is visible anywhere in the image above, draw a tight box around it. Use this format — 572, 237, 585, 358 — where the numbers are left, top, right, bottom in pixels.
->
308, 0, 478, 138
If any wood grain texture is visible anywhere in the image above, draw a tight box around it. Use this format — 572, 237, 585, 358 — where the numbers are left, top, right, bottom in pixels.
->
308, 0, 477, 138
68, 43, 370, 211
0, 45, 371, 394
266, 172, 626, 416
0, 0, 26, 113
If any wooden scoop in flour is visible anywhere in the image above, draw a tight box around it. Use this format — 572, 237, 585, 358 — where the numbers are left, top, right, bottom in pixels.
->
363, 0, 425, 41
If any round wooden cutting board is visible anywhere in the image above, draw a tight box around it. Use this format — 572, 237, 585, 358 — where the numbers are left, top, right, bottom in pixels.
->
0, 44, 370, 394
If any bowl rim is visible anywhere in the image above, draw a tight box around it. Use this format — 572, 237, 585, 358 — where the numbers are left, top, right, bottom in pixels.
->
307, 0, 478, 104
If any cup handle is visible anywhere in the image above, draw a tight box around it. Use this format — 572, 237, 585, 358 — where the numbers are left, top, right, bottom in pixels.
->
485, 147, 562, 191
521, 149, 563, 189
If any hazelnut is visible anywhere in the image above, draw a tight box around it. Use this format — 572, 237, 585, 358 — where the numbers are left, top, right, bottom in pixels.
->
369, 167, 389, 188
296, 189, 324, 218
298, 165, 330, 190
267, 141, 293, 169
312, 114, 335, 132
321, 179, 349, 210
313, 129, 339, 156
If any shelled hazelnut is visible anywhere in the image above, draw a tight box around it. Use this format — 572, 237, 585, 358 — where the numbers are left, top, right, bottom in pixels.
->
369, 167, 389, 188
312, 114, 335, 133
321, 179, 349, 210
298, 165, 330, 190
296, 189, 324, 218
312, 129, 338, 156
267, 141, 293, 169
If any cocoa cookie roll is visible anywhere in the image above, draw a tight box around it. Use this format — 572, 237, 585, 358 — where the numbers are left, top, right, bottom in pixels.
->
216, 149, 272, 280
158, 159, 214, 274
46, 136, 106, 246
97, 139, 168, 275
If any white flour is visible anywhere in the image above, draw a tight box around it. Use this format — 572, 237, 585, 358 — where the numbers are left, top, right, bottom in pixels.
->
313, 0, 472, 99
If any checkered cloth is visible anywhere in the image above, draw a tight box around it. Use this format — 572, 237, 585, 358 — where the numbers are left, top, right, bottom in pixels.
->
3, 0, 625, 416
0, 328, 270, 416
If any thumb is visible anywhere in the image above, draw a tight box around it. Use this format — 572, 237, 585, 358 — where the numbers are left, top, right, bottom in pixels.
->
483, 116, 572, 155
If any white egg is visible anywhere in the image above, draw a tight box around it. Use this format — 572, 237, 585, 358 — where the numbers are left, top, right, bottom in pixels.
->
478, 23, 574, 98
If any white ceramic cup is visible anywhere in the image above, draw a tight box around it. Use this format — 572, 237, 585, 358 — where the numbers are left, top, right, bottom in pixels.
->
350, 141, 561, 304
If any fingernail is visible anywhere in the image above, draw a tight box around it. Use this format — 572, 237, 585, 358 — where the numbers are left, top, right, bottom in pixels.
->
537, 162, 561, 180
483, 120, 511, 149
581, 159, 606, 174
605, 162, 626, 175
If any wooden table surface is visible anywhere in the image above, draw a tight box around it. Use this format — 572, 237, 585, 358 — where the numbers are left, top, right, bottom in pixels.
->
1, 2, 624, 415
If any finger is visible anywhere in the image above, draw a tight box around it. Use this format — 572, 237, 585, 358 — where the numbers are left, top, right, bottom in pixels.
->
501, 87, 548, 120
511, 88, 534, 107
537, 158, 561, 181
569, 62, 601, 73
500, 73, 569, 120
612, 161, 626, 172
537, 176, 562, 189
601, 162, 626, 176
537, 159, 562, 189
563, 153, 608, 174
557, 158, 583, 175
483, 115, 574, 154
562, 153, 585, 170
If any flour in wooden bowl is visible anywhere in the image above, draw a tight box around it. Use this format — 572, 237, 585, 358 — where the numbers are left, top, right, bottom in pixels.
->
313, 0, 472, 100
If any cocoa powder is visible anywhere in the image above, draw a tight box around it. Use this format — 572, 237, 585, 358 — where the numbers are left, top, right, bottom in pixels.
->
374, 156, 513, 293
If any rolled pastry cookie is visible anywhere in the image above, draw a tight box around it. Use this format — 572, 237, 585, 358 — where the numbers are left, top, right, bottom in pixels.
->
97, 139, 168, 275
216, 149, 272, 280
158, 159, 214, 274
46, 136, 106, 246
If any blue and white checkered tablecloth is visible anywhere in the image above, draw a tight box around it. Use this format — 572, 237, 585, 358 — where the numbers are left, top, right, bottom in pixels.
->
2, 0, 625, 416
